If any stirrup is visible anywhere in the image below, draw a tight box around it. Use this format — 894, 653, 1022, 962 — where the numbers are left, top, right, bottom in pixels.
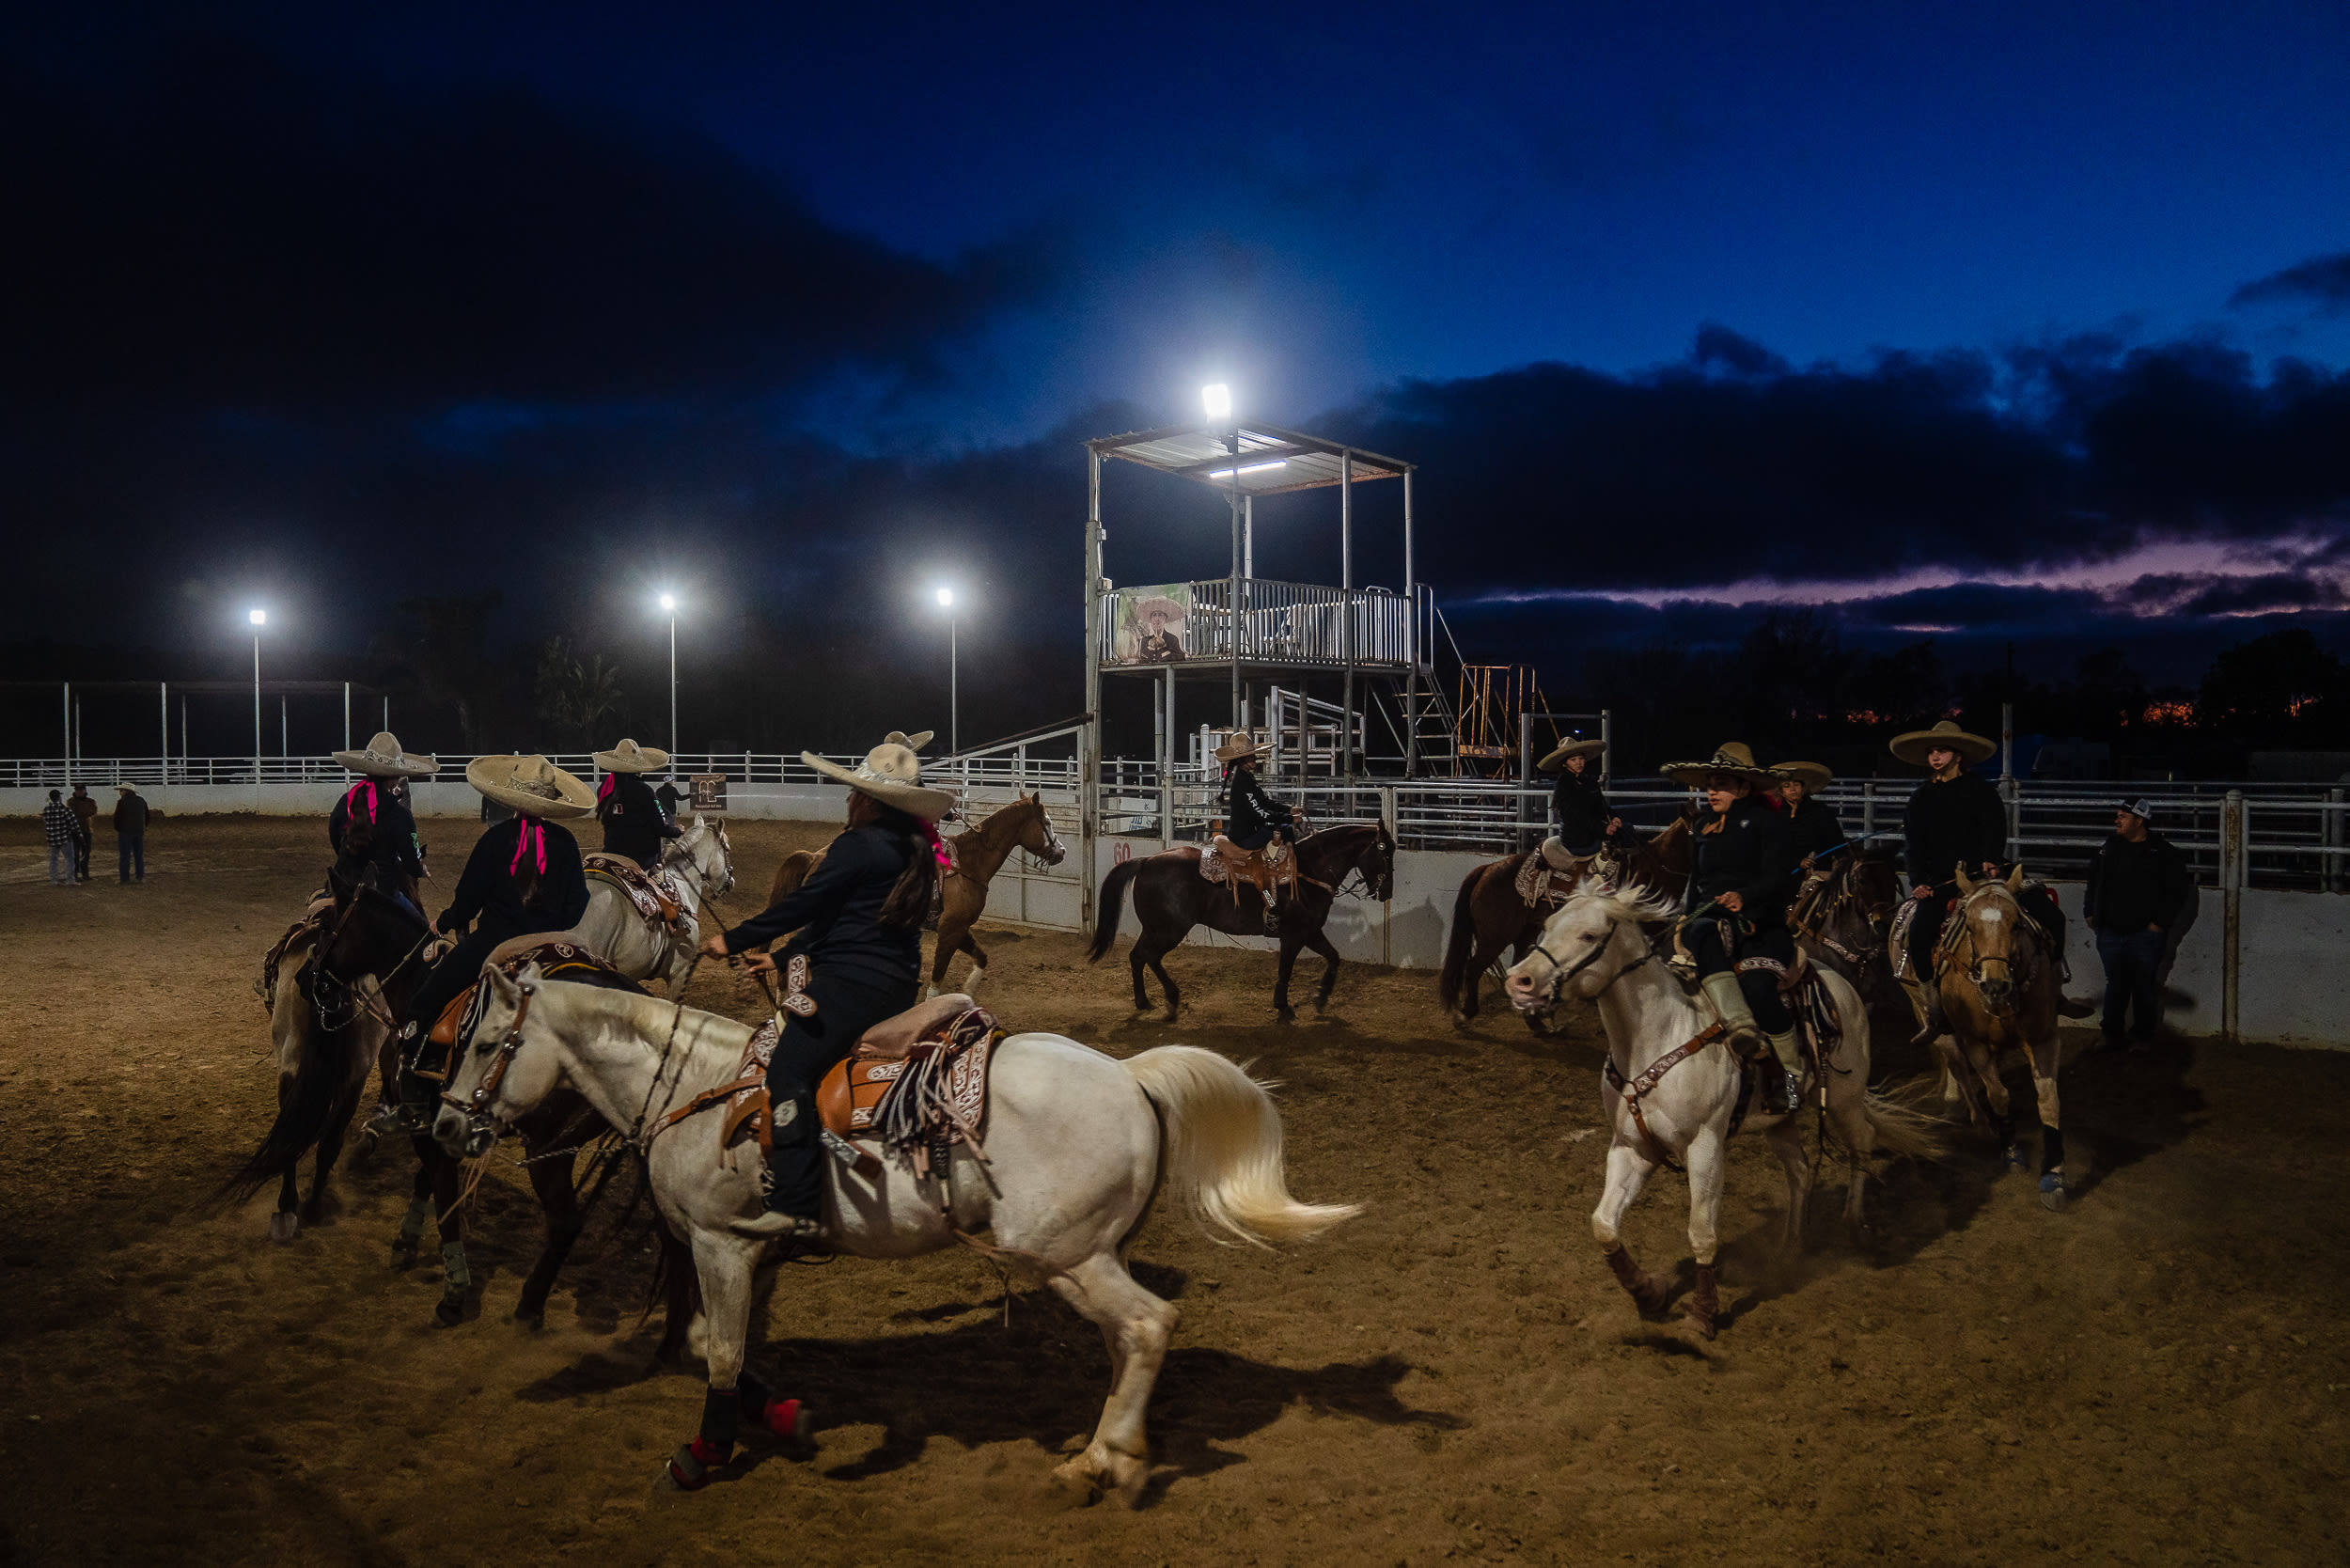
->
366, 1101, 430, 1137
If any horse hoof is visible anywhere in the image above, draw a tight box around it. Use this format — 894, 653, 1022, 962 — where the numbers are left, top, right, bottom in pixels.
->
390, 1240, 419, 1268
511, 1304, 546, 1330
2003, 1144, 2029, 1173
268, 1212, 300, 1244
2038, 1176, 2069, 1214
434, 1293, 466, 1327
1684, 1311, 1717, 1341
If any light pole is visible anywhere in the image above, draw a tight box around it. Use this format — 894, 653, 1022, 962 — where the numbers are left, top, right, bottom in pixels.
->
657, 592, 679, 771
935, 587, 959, 755
248, 608, 266, 808
1203, 383, 1241, 728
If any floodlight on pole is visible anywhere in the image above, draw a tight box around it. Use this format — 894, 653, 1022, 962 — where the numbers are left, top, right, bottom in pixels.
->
1201, 383, 1231, 424
248, 608, 267, 808
933, 587, 960, 753
655, 591, 680, 770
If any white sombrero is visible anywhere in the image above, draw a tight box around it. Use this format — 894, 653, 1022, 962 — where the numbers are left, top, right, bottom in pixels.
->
884, 729, 935, 752
591, 737, 668, 774
1536, 736, 1605, 772
1888, 720, 1997, 767
1660, 741, 1778, 787
1213, 731, 1263, 764
803, 741, 954, 822
465, 755, 596, 819
1773, 760, 1833, 791
332, 731, 440, 778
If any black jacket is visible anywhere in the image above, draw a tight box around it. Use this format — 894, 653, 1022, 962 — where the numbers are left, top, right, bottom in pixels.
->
598, 772, 679, 870
1904, 772, 2008, 890
1550, 769, 1613, 848
1787, 795, 1846, 865
438, 817, 588, 945
2085, 831, 2192, 933
724, 823, 922, 989
331, 781, 425, 883
1684, 794, 1797, 923
1222, 766, 1286, 841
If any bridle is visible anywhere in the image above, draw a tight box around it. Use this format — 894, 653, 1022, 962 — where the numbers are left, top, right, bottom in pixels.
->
1310, 824, 1393, 902
442, 976, 536, 1117
1798, 857, 1896, 969
1945, 884, 2030, 1018
1515, 906, 1659, 1011
312, 890, 433, 1034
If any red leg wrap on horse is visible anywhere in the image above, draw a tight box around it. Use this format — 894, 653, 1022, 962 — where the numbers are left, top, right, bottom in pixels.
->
1606, 1247, 1668, 1313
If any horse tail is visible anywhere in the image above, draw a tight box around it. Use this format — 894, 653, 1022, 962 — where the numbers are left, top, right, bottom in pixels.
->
219, 985, 360, 1202
1437, 863, 1487, 1011
1858, 1081, 1952, 1162
1087, 858, 1142, 963
1122, 1046, 1361, 1249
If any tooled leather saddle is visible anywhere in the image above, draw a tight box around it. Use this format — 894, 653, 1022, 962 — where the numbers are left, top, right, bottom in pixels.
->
585, 852, 685, 928
1202, 834, 1299, 906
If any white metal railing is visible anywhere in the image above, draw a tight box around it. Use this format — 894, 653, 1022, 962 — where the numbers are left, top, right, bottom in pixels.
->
1097, 579, 1421, 669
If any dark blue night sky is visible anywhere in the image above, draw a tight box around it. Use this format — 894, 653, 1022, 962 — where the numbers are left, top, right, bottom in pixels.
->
8, 1, 2350, 701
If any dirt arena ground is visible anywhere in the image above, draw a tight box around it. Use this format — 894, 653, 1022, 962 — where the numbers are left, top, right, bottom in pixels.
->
2, 814, 2345, 1567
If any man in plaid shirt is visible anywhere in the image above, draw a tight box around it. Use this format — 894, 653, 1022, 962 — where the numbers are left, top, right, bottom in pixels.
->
41, 789, 76, 885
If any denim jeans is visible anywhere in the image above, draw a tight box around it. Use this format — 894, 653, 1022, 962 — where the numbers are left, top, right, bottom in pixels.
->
118, 833, 145, 882
2096, 927, 2165, 1043
48, 841, 72, 884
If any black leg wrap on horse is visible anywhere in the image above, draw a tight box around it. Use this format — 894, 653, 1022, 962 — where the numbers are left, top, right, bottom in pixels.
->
2041, 1125, 2065, 1173
698, 1385, 742, 1451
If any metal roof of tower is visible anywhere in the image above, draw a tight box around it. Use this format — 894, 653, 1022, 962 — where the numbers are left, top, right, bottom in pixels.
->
1086, 421, 1413, 496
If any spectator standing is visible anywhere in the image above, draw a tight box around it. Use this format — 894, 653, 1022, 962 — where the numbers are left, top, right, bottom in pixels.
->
41, 789, 76, 885
655, 775, 684, 823
67, 782, 97, 882
2084, 796, 2191, 1053
113, 783, 149, 883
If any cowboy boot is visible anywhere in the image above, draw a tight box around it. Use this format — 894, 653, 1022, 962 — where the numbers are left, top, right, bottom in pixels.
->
1904, 975, 1948, 1049
366, 1030, 438, 1137
1698, 972, 1764, 1057
1762, 1027, 1804, 1114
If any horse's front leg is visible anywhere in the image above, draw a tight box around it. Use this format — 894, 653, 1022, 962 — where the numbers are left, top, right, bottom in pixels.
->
2029, 1033, 2068, 1213
1762, 1116, 1812, 1258
1592, 1137, 1669, 1318
1683, 1124, 1731, 1339
1303, 924, 1342, 1013
1272, 928, 1301, 1022
302, 1073, 363, 1227
515, 1148, 584, 1327
415, 1137, 470, 1327
666, 1231, 762, 1491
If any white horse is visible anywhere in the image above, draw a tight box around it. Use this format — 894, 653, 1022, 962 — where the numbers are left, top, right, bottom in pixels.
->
1503, 880, 1943, 1338
563, 816, 735, 992
433, 967, 1357, 1503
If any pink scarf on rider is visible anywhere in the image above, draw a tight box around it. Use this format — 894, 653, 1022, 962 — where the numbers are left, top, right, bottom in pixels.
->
923, 821, 951, 870
345, 780, 377, 822
509, 819, 547, 875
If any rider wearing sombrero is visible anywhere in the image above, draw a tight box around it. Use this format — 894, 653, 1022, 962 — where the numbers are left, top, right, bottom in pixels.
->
592, 737, 683, 870
1216, 731, 1302, 933
697, 737, 951, 1241
1540, 737, 1622, 860
368, 756, 597, 1136
1666, 743, 1805, 1114
1892, 719, 2087, 1041
328, 731, 436, 913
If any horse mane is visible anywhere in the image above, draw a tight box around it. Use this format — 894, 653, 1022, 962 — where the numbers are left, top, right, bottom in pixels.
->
1569, 877, 1682, 927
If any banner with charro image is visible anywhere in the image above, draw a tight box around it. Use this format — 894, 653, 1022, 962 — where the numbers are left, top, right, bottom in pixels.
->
1113, 584, 1192, 664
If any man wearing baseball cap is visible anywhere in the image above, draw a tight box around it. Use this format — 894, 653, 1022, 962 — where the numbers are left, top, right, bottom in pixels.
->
2083, 797, 2191, 1053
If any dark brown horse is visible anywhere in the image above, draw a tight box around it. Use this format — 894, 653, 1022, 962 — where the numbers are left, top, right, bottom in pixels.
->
1437, 818, 1694, 1031
1790, 845, 1909, 1045
292, 878, 693, 1345
1087, 823, 1396, 1021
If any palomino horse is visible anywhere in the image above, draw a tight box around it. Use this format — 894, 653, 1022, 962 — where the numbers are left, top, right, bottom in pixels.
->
312, 881, 695, 1339
1438, 818, 1693, 1031
227, 872, 424, 1240
1504, 880, 1944, 1338
1089, 823, 1396, 1021
1921, 866, 2072, 1211
564, 817, 735, 992
762, 793, 1065, 995
434, 969, 1358, 1504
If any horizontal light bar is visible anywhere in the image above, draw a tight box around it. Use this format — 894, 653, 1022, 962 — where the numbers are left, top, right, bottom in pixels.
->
1205, 459, 1289, 477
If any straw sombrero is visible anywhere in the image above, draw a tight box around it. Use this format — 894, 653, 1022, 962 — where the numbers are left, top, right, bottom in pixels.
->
1888, 720, 1997, 767
803, 741, 954, 822
1660, 741, 1778, 786
465, 755, 596, 819
1773, 760, 1832, 792
1133, 595, 1184, 623
591, 737, 668, 774
885, 729, 935, 752
332, 731, 440, 778
1213, 731, 1263, 764
1536, 737, 1605, 772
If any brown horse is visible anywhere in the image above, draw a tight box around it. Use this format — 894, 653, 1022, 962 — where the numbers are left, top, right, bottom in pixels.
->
1088, 823, 1396, 1021
1791, 846, 1905, 1030
762, 793, 1066, 994
1437, 817, 1694, 1031
1922, 865, 2073, 1212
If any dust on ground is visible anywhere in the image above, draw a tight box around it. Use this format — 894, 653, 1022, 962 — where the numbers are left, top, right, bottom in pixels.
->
0, 815, 2343, 1566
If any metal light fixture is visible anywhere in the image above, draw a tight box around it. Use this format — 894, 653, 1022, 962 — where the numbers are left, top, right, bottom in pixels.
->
1201, 383, 1231, 424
